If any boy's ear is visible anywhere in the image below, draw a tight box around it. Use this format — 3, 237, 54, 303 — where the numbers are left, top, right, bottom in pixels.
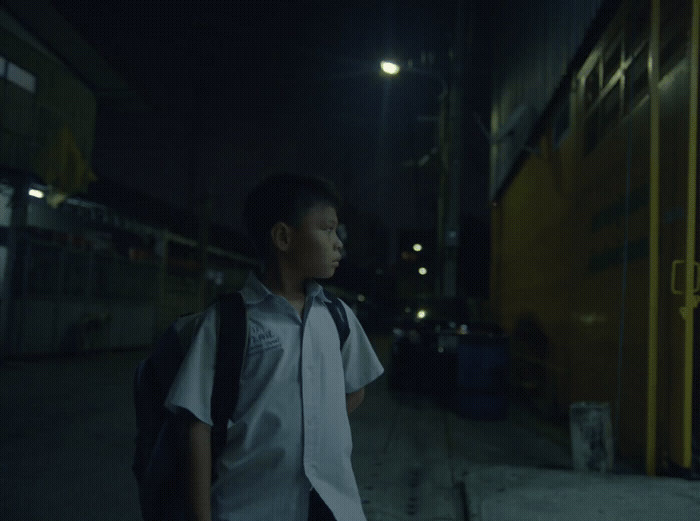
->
270, 221, 292, 252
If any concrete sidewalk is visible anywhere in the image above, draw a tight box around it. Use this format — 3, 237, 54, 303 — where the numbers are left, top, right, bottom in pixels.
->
463, 464, 700, 521
350, 368, 573, 520
349, 335, 700, 521
2, 344, 700, 520
351, 372, 700, 521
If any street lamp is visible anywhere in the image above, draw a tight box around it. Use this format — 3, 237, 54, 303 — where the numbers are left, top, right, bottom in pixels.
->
318, 57, 456, 296
379, 60, 447, 100
380, 58, 454, 298
380, 60, 400, 75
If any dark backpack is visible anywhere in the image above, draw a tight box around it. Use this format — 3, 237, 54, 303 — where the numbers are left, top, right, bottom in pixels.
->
132, 290, 349, 521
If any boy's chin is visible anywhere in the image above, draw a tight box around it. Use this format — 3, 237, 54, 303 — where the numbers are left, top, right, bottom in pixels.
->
316, 267, 338, 279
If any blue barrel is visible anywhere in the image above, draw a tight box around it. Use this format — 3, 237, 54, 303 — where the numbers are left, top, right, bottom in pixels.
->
457, 333, 509, 419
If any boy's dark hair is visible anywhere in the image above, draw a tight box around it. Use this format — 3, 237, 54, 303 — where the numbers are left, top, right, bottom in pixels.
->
243, 173, 342, 261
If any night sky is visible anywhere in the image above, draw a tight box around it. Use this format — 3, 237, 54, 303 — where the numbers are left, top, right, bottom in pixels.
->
47, 1, 490, 268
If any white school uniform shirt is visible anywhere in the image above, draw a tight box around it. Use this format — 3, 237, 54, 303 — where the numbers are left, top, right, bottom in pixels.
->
164, 272, 384, 521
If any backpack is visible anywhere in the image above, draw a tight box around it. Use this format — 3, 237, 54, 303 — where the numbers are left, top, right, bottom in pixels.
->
132, 290, 349, 521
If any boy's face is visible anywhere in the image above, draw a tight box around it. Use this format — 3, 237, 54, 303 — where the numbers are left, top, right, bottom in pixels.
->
286, 204, 343, 280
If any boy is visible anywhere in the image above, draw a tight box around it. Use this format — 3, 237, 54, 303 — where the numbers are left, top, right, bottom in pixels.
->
164, 174, 384, 520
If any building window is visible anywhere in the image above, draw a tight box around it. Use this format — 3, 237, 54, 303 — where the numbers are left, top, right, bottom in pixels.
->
1, 58, 36, 93
584, 63, 600, 115
625, 42, 648, 113
603, 37, 622, 88
602, 81, 621, 136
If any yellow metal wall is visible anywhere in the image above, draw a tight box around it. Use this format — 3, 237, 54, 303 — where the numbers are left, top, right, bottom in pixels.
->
491, 0, 693, 465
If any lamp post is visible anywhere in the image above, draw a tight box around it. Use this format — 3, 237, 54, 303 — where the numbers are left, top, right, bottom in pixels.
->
380, 59, 457, 299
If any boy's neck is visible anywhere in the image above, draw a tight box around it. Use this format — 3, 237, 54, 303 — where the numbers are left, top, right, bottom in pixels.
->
262, 268, 307, 302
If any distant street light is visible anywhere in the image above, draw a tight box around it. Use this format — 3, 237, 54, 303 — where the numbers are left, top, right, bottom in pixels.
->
418, 267, 428, 276
380, 61, 400, 75
413, 243, 423, 252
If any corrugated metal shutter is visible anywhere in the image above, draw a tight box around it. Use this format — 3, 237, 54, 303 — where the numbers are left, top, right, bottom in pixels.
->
490, 0, 608, 200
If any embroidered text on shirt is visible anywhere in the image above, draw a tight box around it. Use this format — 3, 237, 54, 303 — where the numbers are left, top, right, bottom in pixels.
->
248, 323, 282, 353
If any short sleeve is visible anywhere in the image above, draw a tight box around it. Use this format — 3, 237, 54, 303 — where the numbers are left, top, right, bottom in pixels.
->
163, 306, 218, 425
340, 301, 384, 393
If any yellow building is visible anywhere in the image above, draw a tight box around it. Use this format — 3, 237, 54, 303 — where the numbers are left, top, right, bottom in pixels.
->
490, 0, 698, 475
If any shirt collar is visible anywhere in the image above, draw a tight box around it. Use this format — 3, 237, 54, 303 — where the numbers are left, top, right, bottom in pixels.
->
240, 271, 331, 306
306, 279, 332, 304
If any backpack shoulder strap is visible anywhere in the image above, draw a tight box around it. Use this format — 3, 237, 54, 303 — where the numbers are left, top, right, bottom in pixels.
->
324, 291, 350, 349
210, 291, 247, 468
